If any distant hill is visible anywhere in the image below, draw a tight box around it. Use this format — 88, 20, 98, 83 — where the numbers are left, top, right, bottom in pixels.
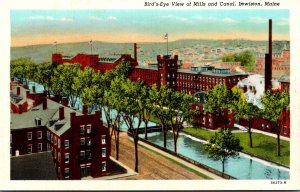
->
10, 40, 290, 64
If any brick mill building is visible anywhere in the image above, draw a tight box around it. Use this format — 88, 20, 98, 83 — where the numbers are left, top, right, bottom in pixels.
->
10, 82, 111, 179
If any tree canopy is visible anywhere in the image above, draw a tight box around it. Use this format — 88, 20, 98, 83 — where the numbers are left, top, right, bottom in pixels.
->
222, 50, 256, 71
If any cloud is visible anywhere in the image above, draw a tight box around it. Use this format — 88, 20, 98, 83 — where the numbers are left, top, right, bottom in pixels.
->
160, 14, 188, 22
222, 17, 237, 23
277, 18, 289, 26
28, 15, 73, 22
249, 17, 267, 24
89, 15, 117, 21
107, 16, 117, 21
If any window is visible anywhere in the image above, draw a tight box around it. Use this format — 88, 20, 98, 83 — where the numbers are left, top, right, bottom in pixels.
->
101, 135, 106, 145
54, 137, 57, 145
80, 125, 85, 135
266, 125, 269, 130
283, 126, 287, 135
80, 138, 85, 145
58, 166, 61, 176
37, 131, 42, 139
80, 165, 86, 177
64, 168, 70, 178
80, 151, 85, 161
86, 137, 91, 146
65, 153, 70, 163
101, 161, 106, 172
86, 165, 91, 176
27, 144, 32, 154
51, 134, 53, 143
58, 139, 61, 149
58, 152, 61, 163
27, 132, 32, 141
64, 140, 69, 149
86, 125, 91, 134
86, 150, 92, 160
102, 148, 106, 158
262, 124, 265, 129
47, 143, 50, 151
47, 131, 50, 140
38, 143, 42, 152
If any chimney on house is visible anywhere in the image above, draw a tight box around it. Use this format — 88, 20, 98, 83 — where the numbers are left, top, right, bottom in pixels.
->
62, 97, 68, 107
59, 106, 64, 120
134, 43, 137, 62
16, 87, 20, 95
18, 104, 22, 114
265, 19, 272, 92
43, 97, 47, 110
82, 104, 88, 115
32, 86, 36, 93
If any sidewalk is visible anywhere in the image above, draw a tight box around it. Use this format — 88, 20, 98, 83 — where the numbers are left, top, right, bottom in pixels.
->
234, 124, 290, 141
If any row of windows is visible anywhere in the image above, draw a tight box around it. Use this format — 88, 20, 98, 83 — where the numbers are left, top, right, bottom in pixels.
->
27, 131, 42, 141
62, 161, 107, 179
27, 143, 43, 153
80, 125, 92, 135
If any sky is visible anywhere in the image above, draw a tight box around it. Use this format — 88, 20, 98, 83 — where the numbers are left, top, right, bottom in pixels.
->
11, 10, 289, 47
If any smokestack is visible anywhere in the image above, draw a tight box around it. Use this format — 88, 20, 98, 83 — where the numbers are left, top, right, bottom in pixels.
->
59, 106, 64, 120
16, 87, 20, 95
265, 19, 272, 92
134, 43, 137, 62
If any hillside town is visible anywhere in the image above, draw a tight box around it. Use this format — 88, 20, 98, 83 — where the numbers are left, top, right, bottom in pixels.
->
10, 19, 290, 180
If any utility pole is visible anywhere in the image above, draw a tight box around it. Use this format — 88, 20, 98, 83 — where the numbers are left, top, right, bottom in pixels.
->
89, 40, 93, 55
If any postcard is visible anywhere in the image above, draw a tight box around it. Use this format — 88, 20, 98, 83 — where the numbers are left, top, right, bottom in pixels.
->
1, 0, 300, 190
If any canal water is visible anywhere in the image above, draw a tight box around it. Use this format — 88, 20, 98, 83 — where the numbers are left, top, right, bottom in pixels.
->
26, 80, 290, 180
141, 131, 289, 180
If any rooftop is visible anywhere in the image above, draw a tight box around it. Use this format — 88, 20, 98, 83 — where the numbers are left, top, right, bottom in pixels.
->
11, 152, 57, 180
278, 76, 290, 83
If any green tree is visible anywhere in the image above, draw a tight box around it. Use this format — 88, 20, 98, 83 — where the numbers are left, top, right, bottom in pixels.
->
51, 63, 81, 107
10, 58, 35, 85
115, 78, 144, 172
139, 84, 155, 140
261, 91, 289, 156
231, 86, 259, 148
35, 62, 55, 95
168, 92, 195, 152
203, 84, 234, 129
150, 85, 173, 148
222, 50, 256, 71
205, 128, 243, 173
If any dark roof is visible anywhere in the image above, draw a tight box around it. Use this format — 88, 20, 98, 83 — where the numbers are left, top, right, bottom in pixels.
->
11, 152, 57, 180
278, 76, 290, 83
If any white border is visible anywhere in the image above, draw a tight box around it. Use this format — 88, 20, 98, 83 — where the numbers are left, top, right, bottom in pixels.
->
1, 0, 300, 190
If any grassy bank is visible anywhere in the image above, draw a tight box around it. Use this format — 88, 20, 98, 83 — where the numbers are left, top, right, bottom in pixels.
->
183, 127, 290, 167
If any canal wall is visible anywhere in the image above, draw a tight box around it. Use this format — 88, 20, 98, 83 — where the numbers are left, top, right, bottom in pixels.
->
127, 132, 236, 180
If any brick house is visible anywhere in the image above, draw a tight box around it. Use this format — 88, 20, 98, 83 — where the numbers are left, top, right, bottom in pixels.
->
10, 84, 111, 179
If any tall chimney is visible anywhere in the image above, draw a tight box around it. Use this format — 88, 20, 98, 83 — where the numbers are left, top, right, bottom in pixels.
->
134, 43, 137, 62
59, 106, 64, 120
16, 87, 20, 95
32, 86, 36, 93
265, 19, 272, 92
42, 97, 47, 110
62, 97, 68, 107
82, 104, 88, 115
